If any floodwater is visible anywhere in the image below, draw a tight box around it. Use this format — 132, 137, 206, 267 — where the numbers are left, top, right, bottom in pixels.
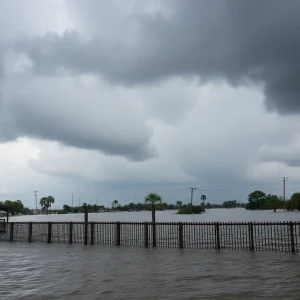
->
0, 243, 300, 300
3, 209, 300, 299
10, 208, 300, 223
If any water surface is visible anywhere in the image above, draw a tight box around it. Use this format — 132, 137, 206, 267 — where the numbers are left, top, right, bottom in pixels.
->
0, 243, 299, 300
10, 208, 300, 223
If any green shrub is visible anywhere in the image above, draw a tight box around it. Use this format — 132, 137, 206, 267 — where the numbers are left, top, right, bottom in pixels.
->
177, 205, 205, 214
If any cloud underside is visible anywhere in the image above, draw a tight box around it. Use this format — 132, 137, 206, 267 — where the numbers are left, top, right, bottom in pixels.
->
0, 0, 300, 177
16, 0, 300, 115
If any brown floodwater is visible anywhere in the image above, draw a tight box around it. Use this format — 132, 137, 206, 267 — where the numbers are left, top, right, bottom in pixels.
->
1, 243, 300, 300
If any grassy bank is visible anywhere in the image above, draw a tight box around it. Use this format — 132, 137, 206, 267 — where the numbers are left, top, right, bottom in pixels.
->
177, 205, 205, 214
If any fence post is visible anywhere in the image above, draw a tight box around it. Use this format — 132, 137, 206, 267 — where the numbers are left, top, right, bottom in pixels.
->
84, 203, 88, 223
152, 223, 156, 248
69, 222, 73, 244
144, 222, 149, 248
248, 222, 254, 251
48, 222, 52, 243
28, 222, 33, 243
290, 221, 295, 253
9, 222, 14, 242
215, 222, 220, 250
84, 222, 88, 246
179, 222, 183, 249
90, 222, 94, 245
116, 222, 121, 246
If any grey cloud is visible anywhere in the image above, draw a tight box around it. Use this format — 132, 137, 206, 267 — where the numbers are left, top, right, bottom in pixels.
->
259, 144, 300, 167
15, 0, 300, 114
0, 46, 5, 117
0, 101, 156, 162
0, 75, 157, 162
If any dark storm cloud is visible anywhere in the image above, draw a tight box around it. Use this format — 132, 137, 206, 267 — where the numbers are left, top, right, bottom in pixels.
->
0, 92, 157, 161
16, 0, 300, 114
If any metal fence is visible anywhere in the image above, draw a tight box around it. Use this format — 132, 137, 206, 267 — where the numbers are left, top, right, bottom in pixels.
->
0, 219, 5, 233
1, 221, 300, 252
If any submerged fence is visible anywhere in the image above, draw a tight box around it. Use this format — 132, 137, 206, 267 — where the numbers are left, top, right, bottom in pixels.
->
0, 221, 300, 252
0, 219, 5, 233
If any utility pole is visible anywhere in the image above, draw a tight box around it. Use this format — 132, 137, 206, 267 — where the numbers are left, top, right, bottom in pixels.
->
71, 193, 75, 213
34, 191, 38, 215
282, 177, 288, 211
188, 187, 197, 207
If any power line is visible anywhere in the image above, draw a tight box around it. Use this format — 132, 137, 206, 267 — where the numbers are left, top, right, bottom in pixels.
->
132, 185, 286, 194
197, 188, 282, 192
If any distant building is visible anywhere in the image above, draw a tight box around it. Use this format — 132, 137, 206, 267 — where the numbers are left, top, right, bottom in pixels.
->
30, 209, 43, 215
0, 204, 9, 223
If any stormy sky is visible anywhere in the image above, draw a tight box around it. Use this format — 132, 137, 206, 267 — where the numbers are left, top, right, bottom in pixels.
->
1, 0, 300, 208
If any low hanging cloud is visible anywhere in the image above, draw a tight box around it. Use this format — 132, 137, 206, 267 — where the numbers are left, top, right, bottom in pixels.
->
258, 139, 300, 167
13, 0, 300, 114
0, 74, 157, 161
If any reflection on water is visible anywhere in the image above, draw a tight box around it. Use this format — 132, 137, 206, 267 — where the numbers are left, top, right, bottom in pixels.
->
0, 243, 300, 300
9, 208, 300, 223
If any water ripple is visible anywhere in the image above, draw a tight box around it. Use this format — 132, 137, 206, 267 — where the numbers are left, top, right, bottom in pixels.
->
1, 243, 300, 299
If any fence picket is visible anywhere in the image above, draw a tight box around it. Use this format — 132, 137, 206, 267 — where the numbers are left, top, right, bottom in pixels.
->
1, 221, 299, 252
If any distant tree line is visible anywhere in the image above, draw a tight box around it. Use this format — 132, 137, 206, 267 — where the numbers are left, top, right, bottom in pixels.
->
0, 195, 250, 217
58, 201, 173, 214
246, 190, 300, 212
0, 196, 56, 216
56, 197, 246, 214
0, 200, 31, 215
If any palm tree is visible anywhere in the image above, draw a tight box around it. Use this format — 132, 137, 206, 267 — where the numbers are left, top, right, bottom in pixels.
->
176, 201, 183, 207
145, 193, 162, 223
40, 196, 55, 215
201, 194, 206, 206
40, 197, 47, 214
47, 196, 55, 214
112, 200, 119, 209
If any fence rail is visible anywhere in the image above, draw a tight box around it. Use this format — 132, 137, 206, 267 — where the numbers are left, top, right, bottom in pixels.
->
0, 221, 299, 252
0, 219, 5, 233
